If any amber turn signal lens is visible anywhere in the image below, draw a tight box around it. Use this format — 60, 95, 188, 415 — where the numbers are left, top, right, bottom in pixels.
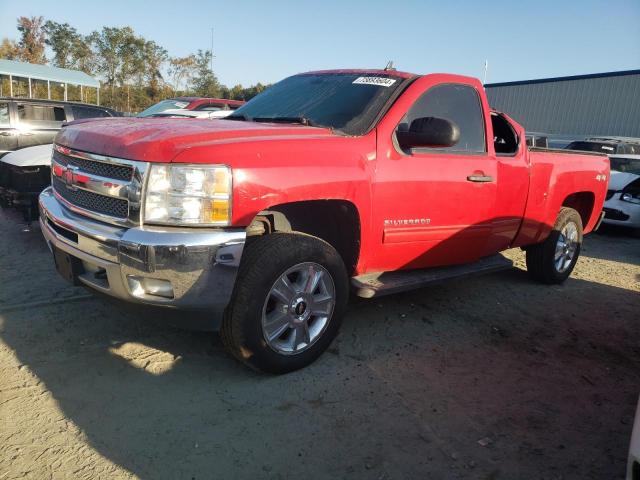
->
210, 198, 230, 223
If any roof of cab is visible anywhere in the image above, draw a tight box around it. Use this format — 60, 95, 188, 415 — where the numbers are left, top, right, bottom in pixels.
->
302, 69, 417, 79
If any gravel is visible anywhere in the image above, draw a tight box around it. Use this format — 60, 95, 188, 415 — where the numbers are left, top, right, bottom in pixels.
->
1, 208, 639, 480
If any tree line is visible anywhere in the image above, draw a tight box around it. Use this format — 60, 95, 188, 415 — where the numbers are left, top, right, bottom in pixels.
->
0, 16, 269, 113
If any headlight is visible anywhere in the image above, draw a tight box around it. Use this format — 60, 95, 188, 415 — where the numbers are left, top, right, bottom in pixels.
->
144, 164, 231, 226
621, 192, 640, 205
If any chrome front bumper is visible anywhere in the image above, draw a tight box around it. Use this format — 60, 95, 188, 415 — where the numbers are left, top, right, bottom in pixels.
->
39, 187, 246, 319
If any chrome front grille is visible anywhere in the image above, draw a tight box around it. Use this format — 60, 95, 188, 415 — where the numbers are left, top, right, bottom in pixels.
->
53, 150, 133, 181
52, 177, 129, 218
51, 144, 148, 226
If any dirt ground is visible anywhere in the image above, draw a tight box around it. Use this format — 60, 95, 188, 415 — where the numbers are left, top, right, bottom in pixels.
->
1, 208, 639, 480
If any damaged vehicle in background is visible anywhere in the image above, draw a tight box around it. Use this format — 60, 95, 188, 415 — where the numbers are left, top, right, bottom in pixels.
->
0, 143, 52, 220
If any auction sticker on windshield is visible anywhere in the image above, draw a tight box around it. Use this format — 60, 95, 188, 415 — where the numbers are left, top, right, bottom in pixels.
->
352, 77, 397, 87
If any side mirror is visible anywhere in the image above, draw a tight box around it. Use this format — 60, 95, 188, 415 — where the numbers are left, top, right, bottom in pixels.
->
397, 116, 460, 150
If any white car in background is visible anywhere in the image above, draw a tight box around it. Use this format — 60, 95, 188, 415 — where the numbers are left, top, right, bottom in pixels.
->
603, 155, 640, 232
149, 108, 233, 119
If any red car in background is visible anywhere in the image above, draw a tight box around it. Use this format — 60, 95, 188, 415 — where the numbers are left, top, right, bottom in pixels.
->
138, 97, 244, 117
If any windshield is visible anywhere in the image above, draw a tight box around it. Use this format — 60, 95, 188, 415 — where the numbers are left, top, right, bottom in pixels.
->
138, 99, 191, 117
565, 141, 617, 154
610, 157, 640, 175
228, 72, 408, 135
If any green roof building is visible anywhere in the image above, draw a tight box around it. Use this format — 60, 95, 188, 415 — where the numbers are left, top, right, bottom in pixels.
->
0, 59, 100, 104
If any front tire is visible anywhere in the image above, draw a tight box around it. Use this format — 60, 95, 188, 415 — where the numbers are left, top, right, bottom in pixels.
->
221, 232, 349, 373
525, 207, 583, 284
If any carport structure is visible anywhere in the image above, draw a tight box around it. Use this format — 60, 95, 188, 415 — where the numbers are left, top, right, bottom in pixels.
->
0, 59, 100, 105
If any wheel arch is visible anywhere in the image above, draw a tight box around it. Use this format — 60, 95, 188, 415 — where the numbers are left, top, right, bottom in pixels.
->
246, 199, 361, 276
561, 191, 595, 230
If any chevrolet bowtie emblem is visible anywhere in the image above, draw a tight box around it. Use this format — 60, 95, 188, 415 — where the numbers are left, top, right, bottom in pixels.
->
53, 164, 86, 190
63, 165, 80, 189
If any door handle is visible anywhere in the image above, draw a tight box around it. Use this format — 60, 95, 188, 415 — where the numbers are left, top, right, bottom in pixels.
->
467, 174, 494, 183
0, 130, 24, 137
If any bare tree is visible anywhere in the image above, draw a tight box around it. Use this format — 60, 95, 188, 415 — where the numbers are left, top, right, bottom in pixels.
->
169, 55, 197, 94
16, 16, 46, 64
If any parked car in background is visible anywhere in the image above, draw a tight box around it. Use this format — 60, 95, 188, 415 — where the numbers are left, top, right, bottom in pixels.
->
0, 99, 120, 220
137, 97, 244, 117
149, 108, 234, 119
566, 137, 640, 155
39, 69, 608, 373
603, 155, 640, 233
0, 98, 120, 157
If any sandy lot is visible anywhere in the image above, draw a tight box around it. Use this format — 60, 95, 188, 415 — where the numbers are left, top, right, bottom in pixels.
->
1, 209, 639, 480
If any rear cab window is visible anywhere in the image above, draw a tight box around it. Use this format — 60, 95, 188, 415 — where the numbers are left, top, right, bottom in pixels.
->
491, 113, 519, 155
399, 83, 486, 154
17, 103, 66, 128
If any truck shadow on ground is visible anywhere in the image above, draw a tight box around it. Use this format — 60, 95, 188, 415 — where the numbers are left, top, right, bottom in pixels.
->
2, 265, 640, 479
1, 210, 639, 479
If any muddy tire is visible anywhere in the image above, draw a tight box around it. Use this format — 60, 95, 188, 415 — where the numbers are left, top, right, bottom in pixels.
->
220, 232, 349, 374
526, 207, 583, 284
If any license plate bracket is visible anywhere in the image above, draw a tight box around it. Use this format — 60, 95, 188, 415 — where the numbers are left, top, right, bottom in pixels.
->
53, 247, 84, 285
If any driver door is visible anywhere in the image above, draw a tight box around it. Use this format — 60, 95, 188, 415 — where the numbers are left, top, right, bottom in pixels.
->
370, 82, 497, 271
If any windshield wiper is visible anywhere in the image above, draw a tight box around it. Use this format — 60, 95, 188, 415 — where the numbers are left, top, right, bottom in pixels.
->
253, 116, 318, 127
224, 114, 250, 121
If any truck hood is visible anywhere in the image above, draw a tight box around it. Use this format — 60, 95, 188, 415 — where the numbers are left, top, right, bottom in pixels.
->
609, 170, 640, 191
55, 117, 334, 162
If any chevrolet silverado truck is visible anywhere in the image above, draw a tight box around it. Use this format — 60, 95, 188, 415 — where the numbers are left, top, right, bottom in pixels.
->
39, 69, 609, 373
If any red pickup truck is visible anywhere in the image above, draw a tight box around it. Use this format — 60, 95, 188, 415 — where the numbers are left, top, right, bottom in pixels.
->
39, 69, 609, 373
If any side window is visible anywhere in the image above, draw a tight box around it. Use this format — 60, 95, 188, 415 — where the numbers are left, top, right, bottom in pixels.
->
0, 102, 9, 127
17, 103, 66, 127
71, 106, 111, 119
400, 83, 486, 154
491, 113, 519, 155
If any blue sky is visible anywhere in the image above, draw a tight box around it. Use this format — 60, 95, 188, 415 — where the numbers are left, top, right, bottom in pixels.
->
1, 0, 639, 87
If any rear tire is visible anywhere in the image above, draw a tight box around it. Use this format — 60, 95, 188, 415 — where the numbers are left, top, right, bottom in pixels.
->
221, 232, 349, 374
526, 207, 583, 284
